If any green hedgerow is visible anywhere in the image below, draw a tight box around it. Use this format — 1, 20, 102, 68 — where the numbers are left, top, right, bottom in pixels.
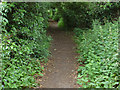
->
1, 2, 51, 88
74, 20, 119, 88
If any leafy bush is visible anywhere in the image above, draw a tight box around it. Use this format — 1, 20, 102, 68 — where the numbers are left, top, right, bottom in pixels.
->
74, 20, 119, 88
52, 11, 61, 22
88, 2, 119, 22
1, 2, 51, 88
56, 2, 92, 29
52, 2, 119, 29
58, 18, 65, 28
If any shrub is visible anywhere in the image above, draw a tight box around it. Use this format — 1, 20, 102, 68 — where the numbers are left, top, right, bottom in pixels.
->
53, 14, 60, 22
53, 2, 119, 29
57, 2, 92, 29
58, 18, 65, 28
89, 2, 119, 22
1, 2, 51, 88
74, 20, 119, 88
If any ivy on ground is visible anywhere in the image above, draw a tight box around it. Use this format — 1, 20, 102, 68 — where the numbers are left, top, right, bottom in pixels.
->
74, 20, 119, 88
1, 2, 51, 88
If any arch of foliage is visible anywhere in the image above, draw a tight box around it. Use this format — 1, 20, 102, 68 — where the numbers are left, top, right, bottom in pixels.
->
51, 2, 119, 29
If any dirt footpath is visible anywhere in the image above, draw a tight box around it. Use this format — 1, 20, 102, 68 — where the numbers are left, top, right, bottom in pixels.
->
38, 21, 79, 88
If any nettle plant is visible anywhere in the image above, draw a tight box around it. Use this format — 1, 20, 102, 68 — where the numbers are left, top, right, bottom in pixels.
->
74, 20, 119, 88
1, 2, 51, 88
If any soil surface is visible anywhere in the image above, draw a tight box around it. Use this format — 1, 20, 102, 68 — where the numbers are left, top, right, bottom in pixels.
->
37, 21, 79, 88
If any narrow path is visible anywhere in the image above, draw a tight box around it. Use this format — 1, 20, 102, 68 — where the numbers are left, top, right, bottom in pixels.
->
39, 21, 78, 88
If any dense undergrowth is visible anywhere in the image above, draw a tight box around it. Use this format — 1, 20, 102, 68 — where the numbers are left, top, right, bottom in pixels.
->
1, 2, 51, 88
74, 20, 119, 88
50, 2, 119, 88
51, 2, 119, 29
1, 2, 119, 89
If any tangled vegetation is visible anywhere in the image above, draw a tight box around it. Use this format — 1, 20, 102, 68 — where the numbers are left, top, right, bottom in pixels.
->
74, 20, 119, 88
51, 2, 119, 29
49, 2, 119, 88
1, 2, 51, 88
1, 2, 119, 89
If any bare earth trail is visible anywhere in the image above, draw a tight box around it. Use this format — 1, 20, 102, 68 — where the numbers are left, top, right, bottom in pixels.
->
39, 21, 79, 88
